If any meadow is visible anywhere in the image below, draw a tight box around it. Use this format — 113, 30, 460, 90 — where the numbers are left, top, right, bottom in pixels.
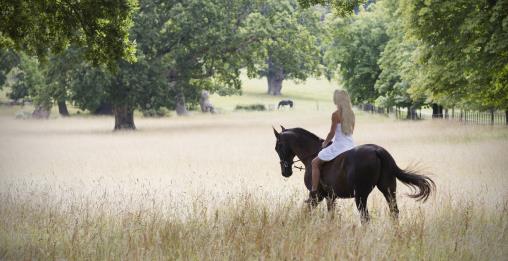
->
0, 79, 507, 260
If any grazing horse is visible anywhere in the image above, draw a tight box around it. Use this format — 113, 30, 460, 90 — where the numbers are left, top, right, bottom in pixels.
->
273, 126, 435, 223
278, 100, 293, 109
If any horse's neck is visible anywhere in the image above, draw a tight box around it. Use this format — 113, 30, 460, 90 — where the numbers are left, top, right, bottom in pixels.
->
292, 136, 321, 167
290, 135, 320, 192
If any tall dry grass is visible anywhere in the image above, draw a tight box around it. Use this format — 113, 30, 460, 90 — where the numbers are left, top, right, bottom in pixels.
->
0, 110, 507, 260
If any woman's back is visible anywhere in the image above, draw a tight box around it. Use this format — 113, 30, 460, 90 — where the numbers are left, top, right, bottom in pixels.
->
332, 123, 354, 151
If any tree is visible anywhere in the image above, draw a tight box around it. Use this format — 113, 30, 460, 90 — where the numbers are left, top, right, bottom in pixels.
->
64, 50, 167, 129
400, 0, 508, 112
7, 53, 52, 117
325, 4, 388, 104
45, 48, 86, 116
374, 0, 423, 118
142, 0, 264, 115
298, 0, 366, 15
55, 0, 262, 129
245, 0, 323, 96
0, 0, 137, 68
0, 49, 19, 88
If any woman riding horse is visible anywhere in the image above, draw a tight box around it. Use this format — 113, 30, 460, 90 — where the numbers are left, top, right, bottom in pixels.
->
309, 90, 355, 204
273, 90, 435, 223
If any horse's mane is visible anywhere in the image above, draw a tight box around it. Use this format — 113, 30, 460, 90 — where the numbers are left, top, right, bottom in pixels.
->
285, 127, 323, 142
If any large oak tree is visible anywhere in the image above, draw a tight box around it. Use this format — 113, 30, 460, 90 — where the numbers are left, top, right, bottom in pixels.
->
0, 0, 137, 68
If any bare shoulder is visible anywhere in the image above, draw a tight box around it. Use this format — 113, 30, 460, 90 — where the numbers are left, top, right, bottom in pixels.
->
332, 110, 340, 122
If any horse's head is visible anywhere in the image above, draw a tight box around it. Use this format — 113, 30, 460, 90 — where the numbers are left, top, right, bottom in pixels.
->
273, 126, 295, 177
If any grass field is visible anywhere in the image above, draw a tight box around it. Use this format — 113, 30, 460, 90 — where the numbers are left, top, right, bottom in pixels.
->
1, 79, 507, 260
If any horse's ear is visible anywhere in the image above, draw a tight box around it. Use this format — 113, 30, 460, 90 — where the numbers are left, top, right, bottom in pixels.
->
273, 126, 280, 139
280, 125, 286, 131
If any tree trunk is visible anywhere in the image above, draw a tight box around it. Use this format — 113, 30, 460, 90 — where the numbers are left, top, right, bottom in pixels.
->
267, 75, 283, 96
167, 69, 188, 116
505, 110, 508, 125
432, 103, 443, 118
32, 106, 50, 119
58, 101, 69, 117
175, 89, 188, 116
114, 105, 135, 130
266, 54, 284, 96
406, 106, 417, 120
490, 109, 495, 125
267, 76, 272, 95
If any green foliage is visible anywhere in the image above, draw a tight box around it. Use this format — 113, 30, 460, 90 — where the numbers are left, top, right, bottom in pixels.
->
7, 53, 51, 109
136, 0, 262, 106
49, 0, 259, 117
235, 104, 266, 111
66, 52, 167, 113
374, 0, 422, 109
4, 0, 505, 122
142, 107, 170, 117
45, 47, 85, 106
244, 0, 323, 94
0, 49, 19, 88
298, 0, 366, 16
0, 0, 138, 69
325, 4, 388, 104
66, 62, 112, 112
400, 0, 508, 110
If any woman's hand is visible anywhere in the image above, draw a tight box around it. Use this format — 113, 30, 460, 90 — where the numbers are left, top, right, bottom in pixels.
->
322, 140, 328, 149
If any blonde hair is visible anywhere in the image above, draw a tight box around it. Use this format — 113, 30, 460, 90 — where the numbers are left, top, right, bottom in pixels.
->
333, 90, 355, 136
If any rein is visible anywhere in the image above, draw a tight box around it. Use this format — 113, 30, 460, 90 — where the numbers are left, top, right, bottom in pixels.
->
277, 129, 323, 172
280, 152, 317, 171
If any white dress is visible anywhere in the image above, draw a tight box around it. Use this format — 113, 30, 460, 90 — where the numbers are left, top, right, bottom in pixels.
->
317, 123, 354, 161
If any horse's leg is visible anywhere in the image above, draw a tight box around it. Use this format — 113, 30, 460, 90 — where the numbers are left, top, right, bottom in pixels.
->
355, 194, 370, 224
381, 188, 399, 221
306, 193, 324, 210
377, 173, 399, 221
326, 196, 336, 212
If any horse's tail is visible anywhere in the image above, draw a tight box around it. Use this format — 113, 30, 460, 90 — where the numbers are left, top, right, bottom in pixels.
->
376, 147, 435, 202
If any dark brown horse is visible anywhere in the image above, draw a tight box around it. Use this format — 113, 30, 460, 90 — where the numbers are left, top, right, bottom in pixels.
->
273, 126, 435, 223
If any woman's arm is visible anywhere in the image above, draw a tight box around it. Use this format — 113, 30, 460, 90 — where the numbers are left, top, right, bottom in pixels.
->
322, 112, 339, 148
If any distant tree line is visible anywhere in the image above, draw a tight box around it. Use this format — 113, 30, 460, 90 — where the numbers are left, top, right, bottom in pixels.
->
1, 0, 506, 129
322, 0, 508, 121
0, 0, 336, 129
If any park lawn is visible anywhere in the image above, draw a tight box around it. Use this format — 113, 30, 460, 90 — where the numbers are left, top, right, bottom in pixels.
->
0, 75, 338, 118
211, 76, 338, 112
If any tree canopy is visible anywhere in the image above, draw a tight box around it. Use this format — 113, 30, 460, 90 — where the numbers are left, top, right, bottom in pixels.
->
244, 0, 324, 95
0, 0, 137, 68
400, 0, 508, 110
298, 0, 366, 15
325, 4, 388, 104
1, 0, 507, 129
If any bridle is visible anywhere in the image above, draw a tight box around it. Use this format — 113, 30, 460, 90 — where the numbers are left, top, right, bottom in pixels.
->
276, 131, 321, 172
280, 152, 317, 171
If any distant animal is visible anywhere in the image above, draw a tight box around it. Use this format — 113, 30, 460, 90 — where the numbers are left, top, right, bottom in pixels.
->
273, 126, 435, 224
277, 100, 293, 109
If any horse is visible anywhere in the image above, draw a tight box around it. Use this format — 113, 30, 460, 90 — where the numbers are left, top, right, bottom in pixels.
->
273, 126, 435, 223
277, 100, 293, 109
